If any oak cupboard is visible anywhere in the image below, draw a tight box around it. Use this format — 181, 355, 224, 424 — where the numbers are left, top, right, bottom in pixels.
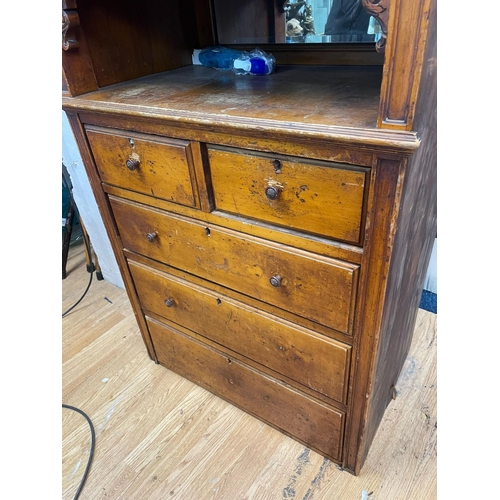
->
62, 0, 436, 475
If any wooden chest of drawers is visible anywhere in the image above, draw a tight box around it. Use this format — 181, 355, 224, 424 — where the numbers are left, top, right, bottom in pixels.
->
63, 78, 434, 473
62, 0, 435, 476
84, 121, 364, 464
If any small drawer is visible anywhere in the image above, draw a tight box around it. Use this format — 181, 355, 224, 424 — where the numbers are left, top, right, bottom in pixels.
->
110, 197, 359, 334
86, 126, 197, 208
147, 317, 345, 461
129, 261, 352, 403
208, 146, 368, 244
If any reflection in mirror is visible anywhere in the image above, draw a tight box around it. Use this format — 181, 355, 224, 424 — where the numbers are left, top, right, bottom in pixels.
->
212, 0, 383, 45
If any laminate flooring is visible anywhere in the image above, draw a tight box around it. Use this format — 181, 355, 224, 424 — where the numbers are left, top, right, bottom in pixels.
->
62, 242, 437, 500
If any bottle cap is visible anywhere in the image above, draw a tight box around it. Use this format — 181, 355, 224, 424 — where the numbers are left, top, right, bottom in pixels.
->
249, 58, 267, 75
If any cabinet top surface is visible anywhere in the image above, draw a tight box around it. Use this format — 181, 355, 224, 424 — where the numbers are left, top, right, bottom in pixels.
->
63, 65, 419, 150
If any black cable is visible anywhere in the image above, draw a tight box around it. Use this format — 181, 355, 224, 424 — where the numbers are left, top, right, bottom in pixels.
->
62, 404, 96, 500
62, 228, 94, 317
62, 169, 95, 318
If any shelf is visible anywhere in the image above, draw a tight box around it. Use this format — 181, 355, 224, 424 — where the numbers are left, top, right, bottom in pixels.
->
63, 64, 419, 151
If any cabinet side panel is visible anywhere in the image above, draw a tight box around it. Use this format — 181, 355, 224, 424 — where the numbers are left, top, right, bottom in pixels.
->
343, 157, 405, 474
361, 2, 436, 465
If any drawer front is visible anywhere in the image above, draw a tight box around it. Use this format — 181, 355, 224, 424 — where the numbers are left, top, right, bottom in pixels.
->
147, 317, 345, 461
208, 147, 368, 244
111, 198, 358, 334
129, 261, 351, 403
86, 127, 197, 207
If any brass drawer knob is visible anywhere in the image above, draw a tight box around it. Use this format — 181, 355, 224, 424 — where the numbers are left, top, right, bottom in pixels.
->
270, 275, 282, 287
265, 186, 280, 200
164, 298, 175, 307
126, 157, 140, 171
146, 231, 158, 242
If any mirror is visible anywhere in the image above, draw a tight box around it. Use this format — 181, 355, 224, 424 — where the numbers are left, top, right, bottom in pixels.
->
212, 0, 383, 45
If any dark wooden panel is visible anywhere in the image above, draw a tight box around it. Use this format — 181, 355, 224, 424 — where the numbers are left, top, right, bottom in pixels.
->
147, 317, 346, 461
213, 0, 272, 44
75, 0, 193, 89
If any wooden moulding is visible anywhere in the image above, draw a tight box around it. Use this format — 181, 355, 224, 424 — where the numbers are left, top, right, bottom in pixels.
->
377, 0, 434, 130
62, 99, 420, 156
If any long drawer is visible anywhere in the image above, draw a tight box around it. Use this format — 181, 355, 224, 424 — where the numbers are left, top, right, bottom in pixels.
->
129, 260, 352, 403
111, 197, 359, 334
86, 126, 198, 208
208, 146, 368, 244
147, 317, 345, 461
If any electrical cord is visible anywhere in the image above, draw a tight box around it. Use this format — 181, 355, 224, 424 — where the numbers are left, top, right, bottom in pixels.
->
62, 172, 95, 318
62, 404, 96, 500
62, 240, 93, 317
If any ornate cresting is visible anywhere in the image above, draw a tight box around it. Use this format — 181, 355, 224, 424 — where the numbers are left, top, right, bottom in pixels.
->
62, 7, 80, 51
362, 0, 390, 52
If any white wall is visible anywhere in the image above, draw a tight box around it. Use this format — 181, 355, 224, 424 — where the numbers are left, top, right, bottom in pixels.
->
62, 111, 124, 289
424, 238, 437, 294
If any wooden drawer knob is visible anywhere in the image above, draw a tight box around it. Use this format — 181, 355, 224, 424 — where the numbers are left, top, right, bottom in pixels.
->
164, 298, 175, 307
270, 275, 282, 287
126, 157, 140, 171
265, 186, 280, 200
146, 231, 158, 242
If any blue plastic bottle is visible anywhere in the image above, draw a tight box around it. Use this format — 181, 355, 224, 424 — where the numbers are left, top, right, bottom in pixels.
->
197, 46, 275, 75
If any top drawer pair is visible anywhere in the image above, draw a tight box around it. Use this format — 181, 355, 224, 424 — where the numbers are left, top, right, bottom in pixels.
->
86, 126, 369, 245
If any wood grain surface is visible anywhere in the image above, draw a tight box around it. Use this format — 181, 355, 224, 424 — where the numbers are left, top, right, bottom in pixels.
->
208, 146, 368, 244
110, 197, 359, 334
128, 260, 352, 404
86, 127, 198, 208
63, 243, 436, 500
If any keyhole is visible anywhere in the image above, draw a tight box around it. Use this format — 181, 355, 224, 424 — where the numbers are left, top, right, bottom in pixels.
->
129, 138, 135, 148
216, 298, 222, 305
205, 227, 211, 236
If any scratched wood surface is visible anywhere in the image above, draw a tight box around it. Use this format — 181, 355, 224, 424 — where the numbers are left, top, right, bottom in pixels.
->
62, 242, 437, 500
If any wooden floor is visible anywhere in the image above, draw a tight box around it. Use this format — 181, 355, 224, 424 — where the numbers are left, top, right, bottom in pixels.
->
62, 242, 437, 500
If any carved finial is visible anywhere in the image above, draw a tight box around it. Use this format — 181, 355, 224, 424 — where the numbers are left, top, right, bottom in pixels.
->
362, 0, 390, 53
